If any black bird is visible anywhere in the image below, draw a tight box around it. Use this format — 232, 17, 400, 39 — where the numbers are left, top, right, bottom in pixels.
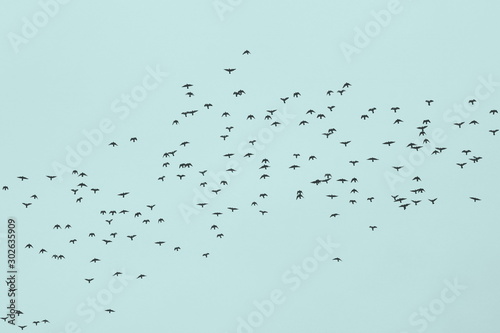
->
85, 278, 94, 283
224, 68, 236, 74
425, 100, 434, 106
46, 175, 56, 180
470, 197, 481, 202
340, 141, 351, 147
369, 226, 377, 231
105, 309, 115, 313
109, 142, 118, 147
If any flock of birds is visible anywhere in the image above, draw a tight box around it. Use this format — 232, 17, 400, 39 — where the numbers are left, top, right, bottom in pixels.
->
2, 49, 498, 330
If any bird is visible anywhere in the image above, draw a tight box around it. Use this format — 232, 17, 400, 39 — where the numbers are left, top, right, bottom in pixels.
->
369, 226, 377, 231
224, 68, 236, 74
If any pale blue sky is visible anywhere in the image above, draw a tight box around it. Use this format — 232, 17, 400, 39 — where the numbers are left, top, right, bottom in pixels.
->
1, 1, 500, 332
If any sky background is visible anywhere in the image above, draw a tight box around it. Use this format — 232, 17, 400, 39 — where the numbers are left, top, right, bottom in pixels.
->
1, 1, 500, 332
